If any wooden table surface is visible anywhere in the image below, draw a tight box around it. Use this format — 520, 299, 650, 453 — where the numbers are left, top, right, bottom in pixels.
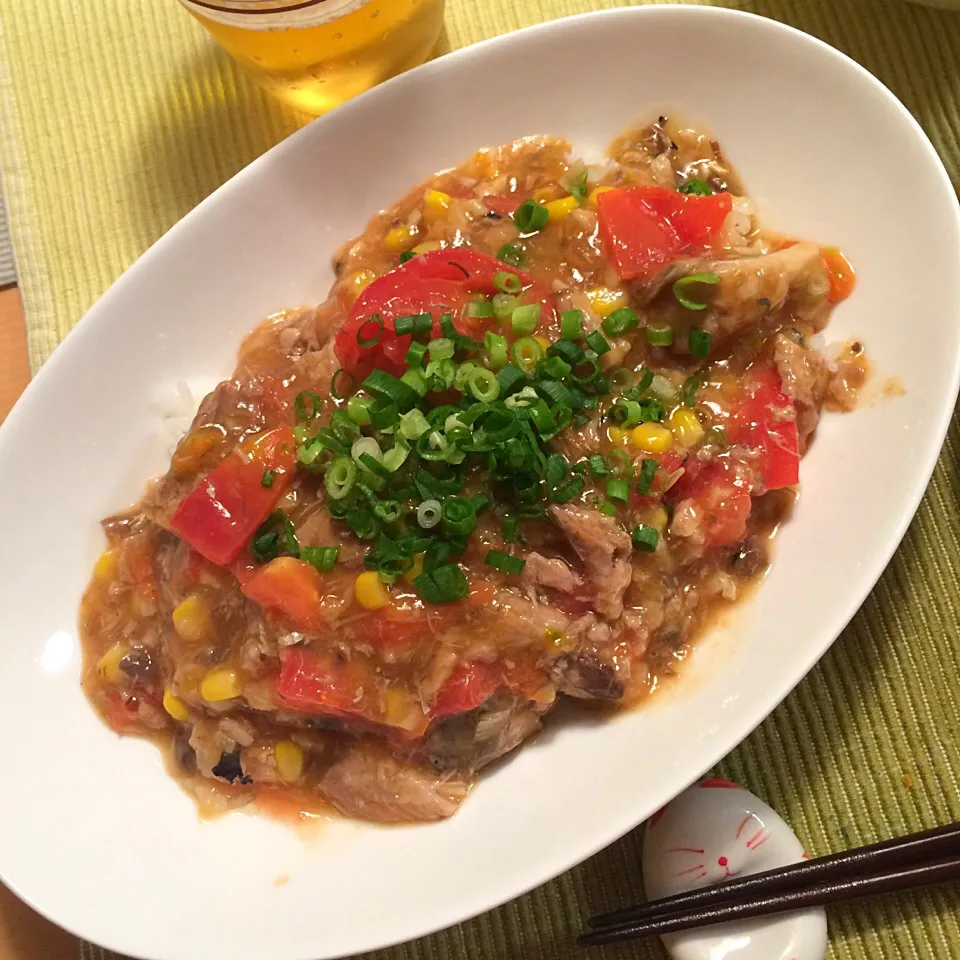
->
0, 284, 79, 960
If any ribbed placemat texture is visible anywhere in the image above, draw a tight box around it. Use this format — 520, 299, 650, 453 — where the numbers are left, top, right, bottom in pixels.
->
0, 0, 958, 957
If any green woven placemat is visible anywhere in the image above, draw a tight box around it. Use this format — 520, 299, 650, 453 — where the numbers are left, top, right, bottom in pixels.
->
2, 0, 960, 957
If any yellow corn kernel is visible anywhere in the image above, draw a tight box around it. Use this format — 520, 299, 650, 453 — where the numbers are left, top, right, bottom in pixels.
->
646, 505, 670, 533
172, 593, 213, 643
403, 553, 425, 585
544, 196, 579, 222
355, 570, 390, 610
383, 688, 411, 727
423, 189, 452, 221
274, 740, 304, 783
630, 423, 674, 454
533, 185, 560, 204
384, 224, 419, 253
412, 240, 444, 255
534, 336, 552, 353
97, 643, 129, 685
200, 666, 242, 703
587, 287, 630, 318
608, 425, 628, 447
668, 408, 706, 449
94, 549, 119, 584
162, 690, 190, 722
588, 185, 616, 209
343, 269, 376, 302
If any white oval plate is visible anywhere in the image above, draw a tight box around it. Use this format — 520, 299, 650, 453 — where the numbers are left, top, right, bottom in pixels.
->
0, 7, 957, 960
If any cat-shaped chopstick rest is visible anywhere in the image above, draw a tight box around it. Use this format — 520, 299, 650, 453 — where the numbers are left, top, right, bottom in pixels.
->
642, 778, 827, 960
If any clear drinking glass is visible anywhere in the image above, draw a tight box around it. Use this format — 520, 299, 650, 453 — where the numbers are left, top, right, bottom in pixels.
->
178, 0, 446, 115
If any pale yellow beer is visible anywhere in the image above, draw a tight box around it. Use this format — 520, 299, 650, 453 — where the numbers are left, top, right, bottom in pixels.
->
180, 0, 446, 115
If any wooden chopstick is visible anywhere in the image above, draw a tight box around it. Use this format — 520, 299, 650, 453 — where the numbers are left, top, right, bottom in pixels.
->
588, 821, 960, 930
579, 855, 960, 946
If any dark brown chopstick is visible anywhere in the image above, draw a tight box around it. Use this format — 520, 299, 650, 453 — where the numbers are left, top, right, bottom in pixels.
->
579, 855, 960, 946
590, 821, 960, 929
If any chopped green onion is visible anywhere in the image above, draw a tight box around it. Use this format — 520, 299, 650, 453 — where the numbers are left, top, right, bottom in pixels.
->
537, 379, 576, 410
467, 300, 496, 319
636, 458, 658, 495
372, 500, 402, 523
497, 243, 527, 268
414, 563, 469, 604
606, 478, 630, 502
453, 361, 480, 392
424, 358, 456, 390
529, 399, 557, 433
646, 325, 674, 347
352, 436, 383, 467
493, 293, 520, 322
382, 442, 410, 474
585, 330, 611, 355
469, 367, 500, 402
494, 271, 523, 294
417, 499, 442, 529
561, 309, 584, 340
608, 448, 634, 479
512, 337, 543, 373
405, 340, 428, 368
325, 457, 357, 500
362, 369, 419, 412
549, 339, 584, 367
637, 399, 666, 423
636, 368, 654, 393
398, 409, 430, 440
541, 355, 572, 380
356, 315, 384, 348
689, 327, 712, 359
588, 454, 610, 477
608, 367, 634, 392
673, 272, 721, 311
301, 546, 339, 572
502, 515, 521, 543
680, 375, 701, 407
610, 399, 643, 426
368, 400, 399, 431
259, 469, 276, 489
484, 331, 508, 369
571, 357, 601, 384
632, 524, 660, 552
514, 199, 549, 233
294, 391, 323, 422
567, 166, 589, 204
598, 501, 618, 517
401, 367, 428, 396
443, 497, 478, 537
399, 250, 416, 263
497, 365, 527, 396
394, 312, 433, 336
331, 368, 356, 400
602, 307, 640, 337
678, 178, 713, 196
550, 475, 585, 504
485, 550, 526, 574
428, 338, 455, 361
511, 302, 541, 335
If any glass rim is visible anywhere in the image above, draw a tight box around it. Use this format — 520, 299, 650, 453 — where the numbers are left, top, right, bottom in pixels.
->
186, 0, 331, 13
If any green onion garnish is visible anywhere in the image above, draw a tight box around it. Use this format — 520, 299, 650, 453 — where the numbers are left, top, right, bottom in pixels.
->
356, 315, 384, 348
511, 302, 541, 335
571, 357, 601, 385
294, 391, 323, 422
485, 549, 526, 574
393, 313, 432, 336
512, 337, 543, 373
557, 310, 581, 341
325, 457, 357, 500
608, 367, 634, 392
636, 368, 654, 393
673, 272, 721, 311
637, 399, 666, 423
502, 516, 520, 543
646, 325, 674, 347
680, 375, 701, 407
689, 327, 713, 359
428, 337, 455, 361
330, 368, 356, 400
494, 271, 523, 294
549, 339, 584, 366
636, 458, 658, 495
493, 293, 519, 322
497, 243, 527, 268
497, 365, 527, 396
362, 369, 419, 412
369, 400, 399, 430
468, 367, 500, 402
537, 379, 576, 410
514, 199, 549, 233
442, 497, 478, 537
585, 330, 611, 355
598, 501, 617, 517
483, 331, 508, 369
632, 524, 660, 552
417, 499, 442, 529
400, 367, 428, 397
260, 469, 276, 488
405, 340, 427, 368
398, 408, 430, 440
413, 563, 469, 604
611, 399, 643, 427
602, 307, 640, 337
399, 250, 417, 263
678, 178, 713, 196
301, 546, 339, 572
541, 355, 572, 380
606, 478, 630, 502
467, 300, 496, 319
588, 454, 609, 477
